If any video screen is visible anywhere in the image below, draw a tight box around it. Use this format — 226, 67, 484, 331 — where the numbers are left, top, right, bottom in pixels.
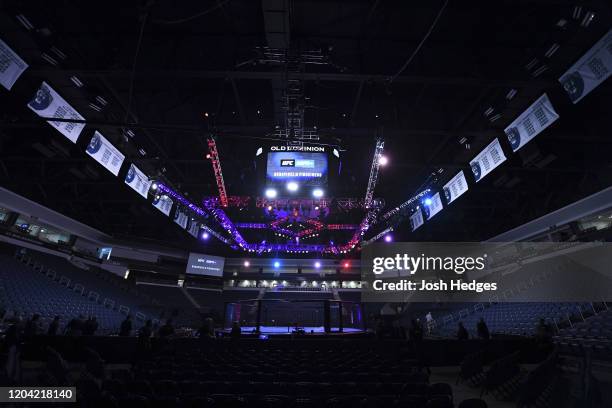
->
186, 252, 225, 277
266, 152, 328, 186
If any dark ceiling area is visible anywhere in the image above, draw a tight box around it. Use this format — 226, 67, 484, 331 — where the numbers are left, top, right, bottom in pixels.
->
0, 0, 611, 256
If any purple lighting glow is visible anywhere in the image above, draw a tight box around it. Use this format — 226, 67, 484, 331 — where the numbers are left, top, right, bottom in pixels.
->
384, 234, 393, 243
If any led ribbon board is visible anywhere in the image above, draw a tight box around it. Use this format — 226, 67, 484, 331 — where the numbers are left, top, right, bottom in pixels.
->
424, 192, 443, 220
504, 93, 559, 152
152, 194, 173, 216
559, 28, 612, 104
410, 209, 424, 231
470, 138, 506, 183
124, 164, 151, 198
443, 170, 468, 204
27, 81, 86, 143
86, 131, 125, 176
0, 38, 28, 90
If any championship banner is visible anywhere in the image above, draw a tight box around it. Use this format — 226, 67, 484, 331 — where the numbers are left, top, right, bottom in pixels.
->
559, 28, 612, 104
173, 209, 189, 229
152, 194, 173, 216
86, 131, 125, 176
0, 38, 28, 90
423, 192, 443, 220
504, 93, 559, 152
443, 170, 468, 204
188, 219, 200, 238
410, 209, 424, 231
470, 138, 506, 183
27, 81, 86, 143
124, 164, 151, 199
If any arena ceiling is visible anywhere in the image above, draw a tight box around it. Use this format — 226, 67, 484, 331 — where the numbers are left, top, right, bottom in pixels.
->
0, 0, 611, 256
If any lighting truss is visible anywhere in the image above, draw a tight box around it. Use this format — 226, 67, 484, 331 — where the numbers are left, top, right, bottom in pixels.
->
361, 227, 394, 247
207, 138, 228, 207
364, 139, 385, 209
373, 188, 431, 225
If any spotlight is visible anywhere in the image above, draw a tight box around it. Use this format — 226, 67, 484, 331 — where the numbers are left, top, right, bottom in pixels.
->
384, 234, 392, 243
265, 188, 277, 198
151, 182, 158, 190
312, 188, 324, 198
201, 232, 210, 240
267, 205, 273, 211
287, 181, 299, 192
273, 261, 280, 268
314, 261, 321, 269
343, 262, 350, 268
378, 155, 388, 166
424, 198, 433, 206
244, 261, 250, 267
205, 153, 211, 159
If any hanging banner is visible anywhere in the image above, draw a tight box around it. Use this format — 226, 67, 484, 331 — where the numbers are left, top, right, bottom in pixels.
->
27, 81, 86, 143
423, 192, 443, 220
173, 209, 189, 229
86, 131, 125, 176
410, 209, 424, 231
0, 38, 28, 90
504, 93, 559, 152
152, 194, 173, 216
559, 28, 612, 104
470, 138, 506, 182
188, 219, 200, 238
443, 171, 469, 204
124, 164, 151, 199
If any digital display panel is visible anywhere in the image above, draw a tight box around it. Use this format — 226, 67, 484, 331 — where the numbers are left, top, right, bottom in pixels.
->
266, 152, 328, 185
186, 252, 225, 277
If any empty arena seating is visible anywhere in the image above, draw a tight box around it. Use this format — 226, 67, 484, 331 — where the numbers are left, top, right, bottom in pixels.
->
555, 307, 612, 353
0, 254, 127, 334
432, 302, 599, 338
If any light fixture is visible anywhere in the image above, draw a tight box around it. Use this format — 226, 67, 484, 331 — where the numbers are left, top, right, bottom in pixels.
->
314, 261, 321, 269
273, 261, 280, 268
378, 155, 388, 166
151, 182, 158, 190
265, 188, 277, 198
312, 188, 324, 198
244, 261, 250, 267
384, 234, 393, 243
424, 198, 432, 206
287, 181, 299, 192
343, 262, 350, 268
201, 232, 210, 240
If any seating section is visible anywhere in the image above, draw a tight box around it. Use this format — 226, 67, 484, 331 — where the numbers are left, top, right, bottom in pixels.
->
134, 284, 202, 327
432, 302, 599, 338
0, 254, 126, 334
555, 307, 612, 353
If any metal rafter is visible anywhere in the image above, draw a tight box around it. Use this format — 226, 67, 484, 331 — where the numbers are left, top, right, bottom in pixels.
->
206, 138, 229, 207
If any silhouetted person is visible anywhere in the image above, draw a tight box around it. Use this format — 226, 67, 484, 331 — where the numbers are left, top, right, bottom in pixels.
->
65, 315, 85, 336
83, 317, 98, 336
477, 317, 490, 340
457, 322, 469, 340
24, 314, 42, 338
47, 316, 60, 336
158, 319, 175, 338
198, 318, 215, 340
230, 321, 241, 339
119, 315, 132, 336
139, 320, 153, 340
535, 318, 552, 344
409, 319, 424, 342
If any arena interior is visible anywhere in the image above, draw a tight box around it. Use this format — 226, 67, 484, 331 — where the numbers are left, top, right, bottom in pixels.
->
0, 1, 612, 407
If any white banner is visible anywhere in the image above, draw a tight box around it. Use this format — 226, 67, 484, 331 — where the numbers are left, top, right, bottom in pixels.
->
559, 28, 612, 104
152, 194, 173, 216
504, 93, 559, 152
188, 219, 200, 237
27, 81, 86, 143
423, 192, 443, 220
124, 164, 151, 199
173, 209, 189, 229
0, 38, 28, 90
443, 171, 469, 204
470, 138, 506, 182
410, 209, 424, 231
86, 131, 125, 176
